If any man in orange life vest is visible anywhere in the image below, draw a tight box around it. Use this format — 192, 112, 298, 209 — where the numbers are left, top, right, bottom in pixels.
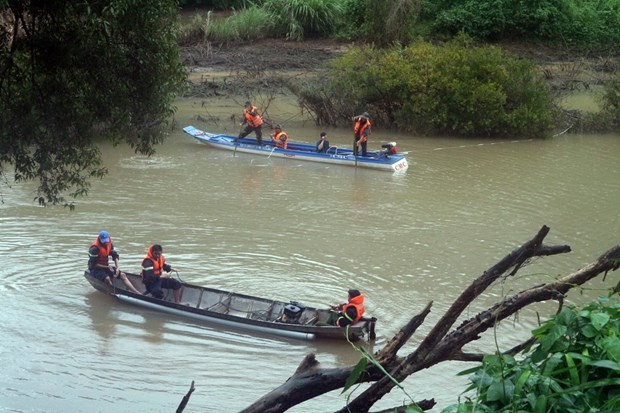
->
141, 244, 182, 304
88, 230, 141, 294
270, 124, 288, 149
235, 101, 264, 145
352, 112, 371, 157
330, 289, 366, 327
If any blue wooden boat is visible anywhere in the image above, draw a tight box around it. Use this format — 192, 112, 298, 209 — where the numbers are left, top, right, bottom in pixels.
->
84, 270, 376, 341
183, 125, 409, 172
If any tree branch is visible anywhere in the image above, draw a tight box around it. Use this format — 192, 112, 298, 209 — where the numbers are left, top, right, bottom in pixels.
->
176, 381, 195, 413
341, 226, 573, 411
239, 227, 618, 413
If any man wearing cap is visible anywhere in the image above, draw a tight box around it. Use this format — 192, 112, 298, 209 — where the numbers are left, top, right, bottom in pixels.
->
88, 231, 141, 294
235, 101, 264, 145
352, 112, 371, 157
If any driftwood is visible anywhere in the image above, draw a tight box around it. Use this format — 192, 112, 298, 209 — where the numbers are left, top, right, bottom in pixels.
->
240, 225, 620, 413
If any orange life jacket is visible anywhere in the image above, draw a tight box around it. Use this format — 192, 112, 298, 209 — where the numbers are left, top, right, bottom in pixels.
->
341, 294, 365, 324
354, 118, 371, 144
244, 105, 263, 128
272, 131, 288, 149
90, 238, 112, 267
142, 246, 165, 279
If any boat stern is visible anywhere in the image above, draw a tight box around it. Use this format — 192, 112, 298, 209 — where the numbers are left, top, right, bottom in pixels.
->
392, 157, 409, 172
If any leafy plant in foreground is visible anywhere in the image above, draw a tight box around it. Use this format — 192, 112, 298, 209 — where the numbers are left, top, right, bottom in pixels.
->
443, 293, 620, 413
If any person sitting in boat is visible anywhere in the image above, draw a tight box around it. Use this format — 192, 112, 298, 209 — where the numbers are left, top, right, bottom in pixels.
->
234, 101, 264, 145
141, 244, 182, 304
315, 131, 330, 153
352, 112, 371, 157
270, 124, 288, 149
330, 289, 366, 327
88, 230, 141, 294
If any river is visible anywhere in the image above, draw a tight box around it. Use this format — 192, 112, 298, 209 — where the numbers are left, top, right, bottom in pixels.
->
1, 97, 619, 412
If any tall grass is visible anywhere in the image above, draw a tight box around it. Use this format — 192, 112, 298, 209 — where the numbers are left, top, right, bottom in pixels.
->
179, 7, 270, 44
263, 0, 343, 40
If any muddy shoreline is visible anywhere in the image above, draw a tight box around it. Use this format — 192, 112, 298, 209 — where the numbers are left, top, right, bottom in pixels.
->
181, 38, 616, 121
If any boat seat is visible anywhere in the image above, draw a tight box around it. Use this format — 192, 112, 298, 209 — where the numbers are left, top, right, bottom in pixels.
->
204, 293, 232, 314
247, 301, 275, 321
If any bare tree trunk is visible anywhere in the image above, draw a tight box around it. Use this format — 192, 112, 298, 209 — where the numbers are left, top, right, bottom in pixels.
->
240, 226, 620, 413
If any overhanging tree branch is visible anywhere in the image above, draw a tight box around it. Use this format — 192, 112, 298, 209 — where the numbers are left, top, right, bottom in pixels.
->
239, 226, 619, 413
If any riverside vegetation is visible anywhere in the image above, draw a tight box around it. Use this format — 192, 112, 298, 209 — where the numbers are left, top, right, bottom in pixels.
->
2, 0, 619, 205
1, 2, 619, 412
180, 0, 620, 138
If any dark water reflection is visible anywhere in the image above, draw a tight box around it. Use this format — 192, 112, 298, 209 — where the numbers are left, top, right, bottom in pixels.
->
1, 99, 619, 411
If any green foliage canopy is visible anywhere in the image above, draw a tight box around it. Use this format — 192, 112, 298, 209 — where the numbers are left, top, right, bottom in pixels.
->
424, 0, 620, 49
338, 0, 420, 45
318, 37, 553, 137
0, 0, 186, 206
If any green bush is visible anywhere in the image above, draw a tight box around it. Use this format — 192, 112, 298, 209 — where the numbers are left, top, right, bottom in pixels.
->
338, 0, 420, 44
335, 0, 367, 40
601, 78, 620, 129
315, 36, 554, 137
442, 294, 620, 413
579, 75, 620, 132
425, 0, 620, 50
179, 0, 253, 8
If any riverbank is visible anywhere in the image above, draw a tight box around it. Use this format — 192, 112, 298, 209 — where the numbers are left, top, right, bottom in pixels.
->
182, 38, 614, 95
181, 38, 618, 135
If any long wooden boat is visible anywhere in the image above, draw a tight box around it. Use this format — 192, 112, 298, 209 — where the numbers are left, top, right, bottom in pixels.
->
183, 125, 408, 172
84, 270, 376, 341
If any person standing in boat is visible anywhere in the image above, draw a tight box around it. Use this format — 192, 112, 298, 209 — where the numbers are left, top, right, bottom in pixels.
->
235, 101, 264, 145
141, 244, 182, 304
352, 112, 371, 157
88, 230, 141, 294
330, 289, 366, 327
270, 124, 288, 149
315, 131, 330, 153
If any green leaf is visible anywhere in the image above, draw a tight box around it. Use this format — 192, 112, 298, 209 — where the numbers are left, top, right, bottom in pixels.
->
578, 309, 591, 318
486, 381, 514, 402
590, 311, 611, 331
342, 357, 367, 394
581, 323, 599, 338
565, 353, 580, 386
542, 352, 563, 376
457, 365, 484, 376
587, 360, 620, 371
601, 336, 620, 362
534, 394, 547, 413
513, 369, 532, 398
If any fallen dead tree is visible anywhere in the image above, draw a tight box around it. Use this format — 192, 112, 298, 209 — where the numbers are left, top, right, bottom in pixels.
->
238, 225, 620, 413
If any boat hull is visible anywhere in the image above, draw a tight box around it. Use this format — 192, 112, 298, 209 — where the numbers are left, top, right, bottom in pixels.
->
84, 271, 376, 341
183, 125, 408, 172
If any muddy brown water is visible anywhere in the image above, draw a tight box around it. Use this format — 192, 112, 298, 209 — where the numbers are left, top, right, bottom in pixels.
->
1, 95, 619, 412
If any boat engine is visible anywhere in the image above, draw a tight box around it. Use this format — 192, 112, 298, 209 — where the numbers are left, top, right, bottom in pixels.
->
381, 142, 398, 155
282, 301, 305, 323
